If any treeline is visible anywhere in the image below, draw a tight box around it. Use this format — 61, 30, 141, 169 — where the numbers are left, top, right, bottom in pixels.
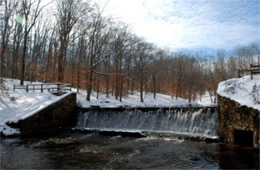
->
0, 0, 259, 102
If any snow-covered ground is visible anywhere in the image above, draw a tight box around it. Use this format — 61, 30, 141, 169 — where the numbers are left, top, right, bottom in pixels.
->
0, 78, 215, 136
217, 75, 260, 111
197, 93, 217, 107
76, 91, 201, 108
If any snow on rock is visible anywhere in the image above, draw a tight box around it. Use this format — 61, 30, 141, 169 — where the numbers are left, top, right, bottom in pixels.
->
217, 75, 260, 111
0, 124, 20, 136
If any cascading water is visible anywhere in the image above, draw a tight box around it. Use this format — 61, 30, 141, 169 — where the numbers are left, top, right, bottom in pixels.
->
76, 107, 218, 139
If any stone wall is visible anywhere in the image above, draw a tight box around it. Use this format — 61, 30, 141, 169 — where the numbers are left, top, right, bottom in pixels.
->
218, 95, 259, 148
8, 93, 77, 135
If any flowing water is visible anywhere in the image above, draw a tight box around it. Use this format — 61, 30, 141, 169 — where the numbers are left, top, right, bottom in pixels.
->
1, 107, 259, 169
76, 107, 218, 139
0, 132, 259, 169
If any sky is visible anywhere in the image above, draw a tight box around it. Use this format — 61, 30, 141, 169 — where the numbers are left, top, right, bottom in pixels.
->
97, 0, 260, 52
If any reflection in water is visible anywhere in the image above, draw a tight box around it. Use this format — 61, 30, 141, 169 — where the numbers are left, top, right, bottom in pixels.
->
0, 132, 259, 169
219, 144, 259, 169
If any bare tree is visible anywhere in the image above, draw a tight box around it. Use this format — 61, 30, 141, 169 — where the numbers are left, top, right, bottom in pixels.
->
55, 0, 90, 82
19, 0, 49, 85
85, 10, 112, 101
0, 0, 18, 81
135, 41, 153, 102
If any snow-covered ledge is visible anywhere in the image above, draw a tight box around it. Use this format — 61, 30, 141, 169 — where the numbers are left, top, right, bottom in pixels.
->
217, 75, 260, 148
217, 75, 260, 111
6, 92, 77, 136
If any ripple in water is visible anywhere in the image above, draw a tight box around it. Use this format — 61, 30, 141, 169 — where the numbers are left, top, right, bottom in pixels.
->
1, 132, 258, 169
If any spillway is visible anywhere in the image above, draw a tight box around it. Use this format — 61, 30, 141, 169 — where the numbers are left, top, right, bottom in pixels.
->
76, 107, 218, 139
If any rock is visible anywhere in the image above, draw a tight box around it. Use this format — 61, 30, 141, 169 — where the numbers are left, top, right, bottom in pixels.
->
218, 95, 259, 148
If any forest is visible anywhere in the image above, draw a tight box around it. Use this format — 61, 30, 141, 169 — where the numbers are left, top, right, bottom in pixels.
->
0, 0, 259, 102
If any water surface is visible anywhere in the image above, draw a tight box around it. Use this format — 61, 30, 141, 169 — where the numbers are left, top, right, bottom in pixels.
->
1, 132, 258, 169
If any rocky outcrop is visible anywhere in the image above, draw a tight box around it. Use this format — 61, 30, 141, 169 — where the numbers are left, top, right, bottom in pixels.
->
8, 93, 77, 136
218, 95, 259, 148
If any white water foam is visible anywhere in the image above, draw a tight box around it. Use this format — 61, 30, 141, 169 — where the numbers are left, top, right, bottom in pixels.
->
76, 108, 218, 138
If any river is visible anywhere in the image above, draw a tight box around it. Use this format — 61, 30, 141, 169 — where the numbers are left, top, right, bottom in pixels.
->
1, 131, 258, 169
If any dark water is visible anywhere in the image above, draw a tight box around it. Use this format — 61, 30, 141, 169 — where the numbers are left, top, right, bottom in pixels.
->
1, 132, 259, 169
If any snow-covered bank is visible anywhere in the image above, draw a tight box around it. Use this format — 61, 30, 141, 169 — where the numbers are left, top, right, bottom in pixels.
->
217, 75, 260, 111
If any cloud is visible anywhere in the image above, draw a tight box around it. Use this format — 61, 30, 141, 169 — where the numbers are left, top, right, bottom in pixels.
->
97, 0, 260, 50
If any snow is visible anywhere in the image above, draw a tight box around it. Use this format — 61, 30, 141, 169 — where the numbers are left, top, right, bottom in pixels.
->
0, 78, 73, 136
76, 90, 201, 108
197, 93, 217, 107
0, 124, 20, 136
0, 78, 214, 136
2, 75, 257, 137
217, 75, 260, 111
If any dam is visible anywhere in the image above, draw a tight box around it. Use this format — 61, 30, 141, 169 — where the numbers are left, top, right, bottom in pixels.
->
76, 107, 218, 139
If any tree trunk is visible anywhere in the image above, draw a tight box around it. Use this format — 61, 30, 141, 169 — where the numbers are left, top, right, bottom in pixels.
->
86, 67, 93, 101
20, 31, 28, 85
115, 65, 119, 100
153, 74, 156, 99
96, 74, 100, 99
58, 43, 64, 82
53, 43, 58, 82
119, 75, 124, 102
140, 73, 144, 102
105, 69, 110, 97
131, 77, 134, 95
77, 61, 80, 93
46, 41, 53, 82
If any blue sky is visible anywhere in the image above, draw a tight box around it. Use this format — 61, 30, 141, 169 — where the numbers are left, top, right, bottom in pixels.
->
98, 0, 260, 51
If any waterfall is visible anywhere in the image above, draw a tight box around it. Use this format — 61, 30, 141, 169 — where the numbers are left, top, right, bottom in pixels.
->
76, 107, 218, 138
